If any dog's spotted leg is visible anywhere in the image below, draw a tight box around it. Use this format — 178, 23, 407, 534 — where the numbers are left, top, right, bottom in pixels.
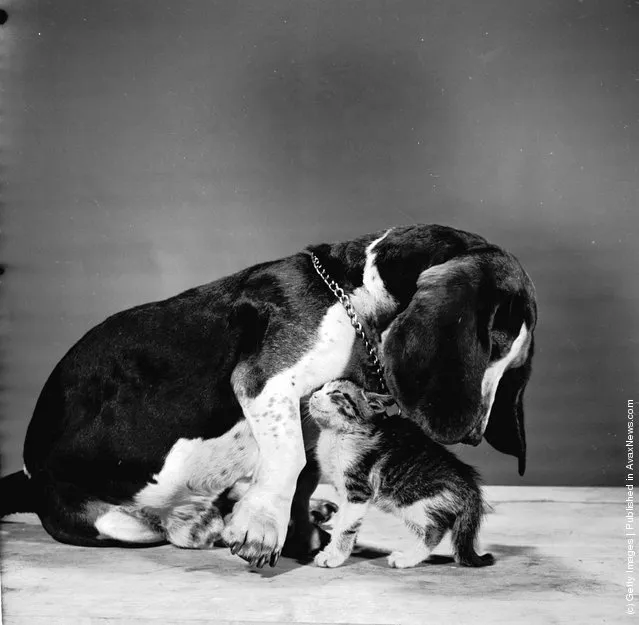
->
224, 372, 307, 568
164, 499, 224, 549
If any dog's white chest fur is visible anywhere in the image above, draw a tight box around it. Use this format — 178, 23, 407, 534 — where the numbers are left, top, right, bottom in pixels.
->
289, 301, 358, 395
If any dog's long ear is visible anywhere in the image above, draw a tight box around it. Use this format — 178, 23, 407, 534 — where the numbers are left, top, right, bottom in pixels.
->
383, 259, 490, 444
383, 251, 536, 471
484, 336, 534, 476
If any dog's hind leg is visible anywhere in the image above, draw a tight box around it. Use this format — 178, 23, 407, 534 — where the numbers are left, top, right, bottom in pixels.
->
163, 499, 224, 549
93, 507, 165, 544
34, 477, 164, 547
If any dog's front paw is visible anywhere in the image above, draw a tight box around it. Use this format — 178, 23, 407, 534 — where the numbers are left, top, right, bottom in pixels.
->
313, 546, 348, 568
221, 492, 288, 568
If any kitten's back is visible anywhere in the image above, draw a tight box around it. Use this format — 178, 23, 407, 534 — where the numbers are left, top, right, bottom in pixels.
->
373, 415, 482, 496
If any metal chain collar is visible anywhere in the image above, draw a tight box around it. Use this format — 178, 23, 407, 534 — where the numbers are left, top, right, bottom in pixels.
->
310, 251, 391, 396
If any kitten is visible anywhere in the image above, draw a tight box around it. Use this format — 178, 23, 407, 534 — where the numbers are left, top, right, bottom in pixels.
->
308, 379, 494, 569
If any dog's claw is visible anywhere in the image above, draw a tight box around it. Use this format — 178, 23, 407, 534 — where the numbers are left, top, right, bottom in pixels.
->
222, 498, 283, 567
229, 530, 249, 556
269, 550, 281, 567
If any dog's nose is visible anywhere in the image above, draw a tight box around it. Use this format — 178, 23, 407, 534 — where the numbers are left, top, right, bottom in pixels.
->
461, 427, 484, 446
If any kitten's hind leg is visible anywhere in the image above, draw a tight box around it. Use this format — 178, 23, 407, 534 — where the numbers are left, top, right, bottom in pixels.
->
388, 524, 447, 569
388, 502, 447, 569
451, 498, 494, 567
314, 500, 369, 568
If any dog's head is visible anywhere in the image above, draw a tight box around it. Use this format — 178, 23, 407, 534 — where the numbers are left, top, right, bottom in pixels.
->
382, 245, 537, 475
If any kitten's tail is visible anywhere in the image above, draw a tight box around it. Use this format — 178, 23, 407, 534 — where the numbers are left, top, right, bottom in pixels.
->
451, 492, 494, 567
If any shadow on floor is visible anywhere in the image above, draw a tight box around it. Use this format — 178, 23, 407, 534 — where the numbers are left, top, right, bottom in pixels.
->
1, 516, 612, 599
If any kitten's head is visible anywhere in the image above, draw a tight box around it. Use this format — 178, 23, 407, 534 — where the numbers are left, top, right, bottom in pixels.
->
308, 379, 395, 433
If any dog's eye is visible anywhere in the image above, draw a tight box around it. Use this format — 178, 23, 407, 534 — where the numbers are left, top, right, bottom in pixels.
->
491, 295, 526, 359
493, 295, 526, 334
490, 330, 509, 360
492, 301, 511, 333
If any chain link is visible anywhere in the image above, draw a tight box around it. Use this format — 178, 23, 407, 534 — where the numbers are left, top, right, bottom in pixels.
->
310, 252, 391, 396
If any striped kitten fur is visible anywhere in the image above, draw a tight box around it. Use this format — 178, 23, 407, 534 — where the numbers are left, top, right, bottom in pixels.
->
308, 379, 494, 569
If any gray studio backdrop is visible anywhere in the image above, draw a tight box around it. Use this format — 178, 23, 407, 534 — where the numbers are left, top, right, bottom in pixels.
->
2, 0, 637, 485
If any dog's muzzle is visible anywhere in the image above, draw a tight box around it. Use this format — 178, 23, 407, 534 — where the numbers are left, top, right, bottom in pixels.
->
460, 415, 489, 446
461, 430, 483, 446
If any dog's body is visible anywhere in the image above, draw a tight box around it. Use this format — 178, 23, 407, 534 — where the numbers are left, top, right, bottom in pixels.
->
0, 224, 537, 567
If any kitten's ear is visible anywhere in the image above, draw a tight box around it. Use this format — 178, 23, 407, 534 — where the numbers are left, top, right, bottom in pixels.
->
364, 391, 396, 414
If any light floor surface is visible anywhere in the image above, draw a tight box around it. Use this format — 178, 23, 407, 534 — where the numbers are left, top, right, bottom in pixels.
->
0, 486, 623, 625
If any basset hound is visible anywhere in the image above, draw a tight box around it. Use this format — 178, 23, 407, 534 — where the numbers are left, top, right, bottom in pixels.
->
0, 224, 537, 567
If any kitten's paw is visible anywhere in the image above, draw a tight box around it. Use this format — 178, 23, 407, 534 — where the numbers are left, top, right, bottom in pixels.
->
387, 550, 422, 569
314, 547, 348, 568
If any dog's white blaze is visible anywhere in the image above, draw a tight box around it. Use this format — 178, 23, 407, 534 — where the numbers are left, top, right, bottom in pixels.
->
352, 229, 397, 317
134, 420, 258, 510
94, 508, 164, 543
232, 301, 357, 453
291, 301, 358, 391
479, 322, 529, 433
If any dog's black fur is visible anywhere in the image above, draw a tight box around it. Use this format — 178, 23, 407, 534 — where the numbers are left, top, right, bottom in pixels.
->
0, 224, 537, 562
